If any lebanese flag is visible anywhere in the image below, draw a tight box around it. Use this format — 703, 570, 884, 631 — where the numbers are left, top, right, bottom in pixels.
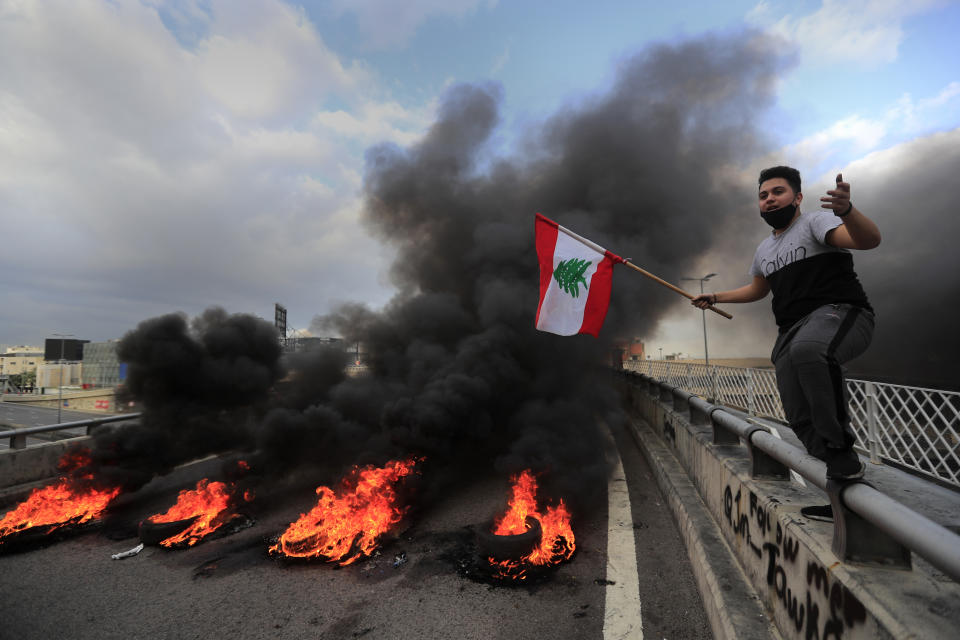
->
535, 213, 622, 337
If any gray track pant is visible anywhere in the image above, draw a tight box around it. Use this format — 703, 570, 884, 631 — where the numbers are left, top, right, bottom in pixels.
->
771, 303, 874, 463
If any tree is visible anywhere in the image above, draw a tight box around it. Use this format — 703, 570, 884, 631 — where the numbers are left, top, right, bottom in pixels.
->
9, 370, 36, 390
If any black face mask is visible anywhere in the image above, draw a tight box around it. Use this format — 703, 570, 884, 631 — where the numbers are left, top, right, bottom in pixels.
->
761, 202, 797, 230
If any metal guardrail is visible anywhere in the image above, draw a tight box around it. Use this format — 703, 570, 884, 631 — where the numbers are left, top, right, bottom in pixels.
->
625, 360, 960, 489
0, 413, 141, 449
624, 371, 960, 583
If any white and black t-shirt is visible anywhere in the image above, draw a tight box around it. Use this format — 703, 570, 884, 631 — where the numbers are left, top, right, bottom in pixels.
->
750, 210, 872, 333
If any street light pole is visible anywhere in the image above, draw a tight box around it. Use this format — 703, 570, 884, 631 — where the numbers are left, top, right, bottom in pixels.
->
681, 273, 717, 367
52, 333, 73, 424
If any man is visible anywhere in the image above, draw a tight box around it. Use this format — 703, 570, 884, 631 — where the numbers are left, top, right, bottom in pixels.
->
692, 166, 881, 520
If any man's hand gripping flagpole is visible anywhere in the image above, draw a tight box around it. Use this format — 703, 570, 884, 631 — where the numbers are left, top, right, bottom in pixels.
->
535, 213, 731, 338
619, 261, 733, 319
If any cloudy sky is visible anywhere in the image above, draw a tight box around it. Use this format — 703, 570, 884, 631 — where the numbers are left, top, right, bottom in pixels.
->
1, 0, 958, 376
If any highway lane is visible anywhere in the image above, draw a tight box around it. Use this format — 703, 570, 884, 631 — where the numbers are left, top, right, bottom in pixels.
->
0, 402, 129, 450
0, 421, 711, 640
0, 401, 94, 428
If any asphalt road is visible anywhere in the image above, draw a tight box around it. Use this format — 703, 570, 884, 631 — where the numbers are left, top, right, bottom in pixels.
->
0, 420, 711, 640
0, 401, 95, 428
0, 402, 101, 450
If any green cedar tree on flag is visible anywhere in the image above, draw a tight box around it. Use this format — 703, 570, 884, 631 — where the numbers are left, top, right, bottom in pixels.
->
535, 213, 623, 337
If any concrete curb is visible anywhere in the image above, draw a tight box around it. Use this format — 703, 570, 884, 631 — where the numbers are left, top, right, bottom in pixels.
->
626, 416, 781, 640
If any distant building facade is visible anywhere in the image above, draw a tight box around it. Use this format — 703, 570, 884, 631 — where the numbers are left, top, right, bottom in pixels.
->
0, 345, 44, 376
280, 336, 367, 366
44, 338, 89, 362
283, 336, 342, 353
613, 338, 645, 364
36, 362, 83, 388
82, 341, 127, 388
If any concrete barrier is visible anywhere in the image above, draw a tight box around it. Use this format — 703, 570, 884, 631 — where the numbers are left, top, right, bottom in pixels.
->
618, 371, 960, 640
0, 436, 91, 490
1, 388, 120, 412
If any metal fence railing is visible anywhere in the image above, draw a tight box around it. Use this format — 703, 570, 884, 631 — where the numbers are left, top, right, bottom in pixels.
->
624, 360, 960, 490
0, 413, 141, 450
622, 371, 960, 584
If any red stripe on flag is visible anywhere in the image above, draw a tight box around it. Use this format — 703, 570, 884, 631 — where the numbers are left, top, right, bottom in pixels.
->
535, 213, 559, 328
578, 254, 615, 337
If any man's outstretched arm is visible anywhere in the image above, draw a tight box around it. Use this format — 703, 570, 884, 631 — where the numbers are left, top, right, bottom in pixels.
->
691, 276, 769, 309
823, 173, 882, 250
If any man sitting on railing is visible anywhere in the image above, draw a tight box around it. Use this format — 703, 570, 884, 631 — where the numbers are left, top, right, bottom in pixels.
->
692, 166, 882, 520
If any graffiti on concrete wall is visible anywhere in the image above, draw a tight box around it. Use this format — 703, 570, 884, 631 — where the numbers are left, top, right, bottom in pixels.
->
723, 482, 867, 639
662, 417, 676, 445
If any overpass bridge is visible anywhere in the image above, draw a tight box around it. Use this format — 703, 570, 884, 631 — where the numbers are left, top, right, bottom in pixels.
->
1, 371, 959, 639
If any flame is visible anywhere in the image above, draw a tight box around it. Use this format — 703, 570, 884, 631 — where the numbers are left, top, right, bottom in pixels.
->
270, 457, 421, 566
146, 479, 237, 547
488, 470, 576, 580
0, 450, 121, 543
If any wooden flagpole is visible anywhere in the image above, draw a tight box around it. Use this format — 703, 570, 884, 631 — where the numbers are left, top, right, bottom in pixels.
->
555, 223, 733, 320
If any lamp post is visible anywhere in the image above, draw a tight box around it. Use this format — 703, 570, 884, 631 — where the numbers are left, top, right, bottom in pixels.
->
658, 347, 663, 360
681, 273, 717, 367
52, 333, 73, 424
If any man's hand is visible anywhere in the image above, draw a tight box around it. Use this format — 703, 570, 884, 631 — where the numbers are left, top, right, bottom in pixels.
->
821, 173, 852, 216
691, 293, 716, 309
821, 171, 882, 249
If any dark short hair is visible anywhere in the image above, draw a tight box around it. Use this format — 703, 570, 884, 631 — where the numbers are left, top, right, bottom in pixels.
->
758, 166, 801, 194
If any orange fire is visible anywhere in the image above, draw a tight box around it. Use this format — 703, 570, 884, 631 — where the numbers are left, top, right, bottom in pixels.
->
488, 469, 576, 580
0, 450, 121, 543
146, 479, 239, 547
270, 457, 421, 566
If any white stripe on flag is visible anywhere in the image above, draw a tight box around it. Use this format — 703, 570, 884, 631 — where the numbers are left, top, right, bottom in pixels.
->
536, 231, 603, 336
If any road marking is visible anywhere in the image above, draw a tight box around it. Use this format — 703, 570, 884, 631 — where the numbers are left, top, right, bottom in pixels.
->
603, 442, 644, 640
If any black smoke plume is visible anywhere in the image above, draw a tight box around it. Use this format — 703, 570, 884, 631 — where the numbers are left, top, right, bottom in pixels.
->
840, 129, 960, 388
252, 32, 791, 509
82, 308, 283, 491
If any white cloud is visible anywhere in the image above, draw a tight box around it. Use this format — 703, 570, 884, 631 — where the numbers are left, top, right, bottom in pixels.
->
0, 0, 431, 344
329, 0, 497, 50
198, 36, 299, 119
311, 100, 432, 146
752, 80, 960, 170
921, 81, 960, 107
491, 44, 510, 75
783, 114, 887, 167
195, 0, 372, 120
746, 0, 946, 67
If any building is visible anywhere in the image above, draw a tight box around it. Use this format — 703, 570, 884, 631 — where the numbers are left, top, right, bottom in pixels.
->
0, 345, 44, 392
282, 335, 344, 354
36, 362, 83, 389
82, 341, 127, 388
0, 345, 44, 377
44, 338, 88, 361
613, 337, 645, 365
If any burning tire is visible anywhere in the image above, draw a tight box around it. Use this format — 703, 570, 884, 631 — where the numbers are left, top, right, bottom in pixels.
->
475, 515, 542, 560
138, 516, 199, 546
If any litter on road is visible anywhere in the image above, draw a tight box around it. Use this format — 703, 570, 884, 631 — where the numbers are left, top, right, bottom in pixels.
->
110, 543, 144, 560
